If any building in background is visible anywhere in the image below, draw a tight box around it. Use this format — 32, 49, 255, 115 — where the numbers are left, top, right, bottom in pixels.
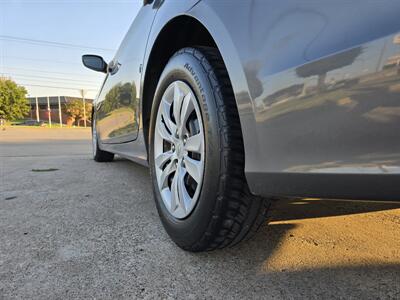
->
27, 96, 93, 126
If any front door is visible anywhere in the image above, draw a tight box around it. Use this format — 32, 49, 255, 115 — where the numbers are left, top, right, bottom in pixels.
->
96, 4, 157, 143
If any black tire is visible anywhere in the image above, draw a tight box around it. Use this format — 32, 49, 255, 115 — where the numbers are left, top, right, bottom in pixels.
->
149, 47, 271, 251
92, 119, 114, 162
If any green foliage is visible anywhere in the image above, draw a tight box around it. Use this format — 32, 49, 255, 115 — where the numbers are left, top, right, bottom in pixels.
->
62, 99, 92, 123
0, 78, 29, 121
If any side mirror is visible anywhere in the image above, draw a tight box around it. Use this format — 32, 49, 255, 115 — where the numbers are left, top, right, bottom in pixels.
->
82, 54, 107, 73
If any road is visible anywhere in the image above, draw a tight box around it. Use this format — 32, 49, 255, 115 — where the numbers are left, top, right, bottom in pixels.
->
1, 127, 399, 299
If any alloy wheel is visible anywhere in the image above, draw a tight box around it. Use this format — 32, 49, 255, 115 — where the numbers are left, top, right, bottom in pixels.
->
154, 81, 205, 219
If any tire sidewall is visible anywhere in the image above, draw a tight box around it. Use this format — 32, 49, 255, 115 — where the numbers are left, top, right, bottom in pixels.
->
149, 50, 222, 247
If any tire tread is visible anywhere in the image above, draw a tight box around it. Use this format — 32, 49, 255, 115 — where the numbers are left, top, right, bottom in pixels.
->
173, 47, 271, 251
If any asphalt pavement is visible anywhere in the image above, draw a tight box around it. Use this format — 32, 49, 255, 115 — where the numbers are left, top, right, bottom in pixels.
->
1, 127, 399, 299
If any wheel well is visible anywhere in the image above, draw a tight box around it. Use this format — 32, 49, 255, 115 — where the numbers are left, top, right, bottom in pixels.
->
142, 16, 217, 156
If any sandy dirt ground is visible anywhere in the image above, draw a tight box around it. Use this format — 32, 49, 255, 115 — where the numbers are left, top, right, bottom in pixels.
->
1, 127, 399, 299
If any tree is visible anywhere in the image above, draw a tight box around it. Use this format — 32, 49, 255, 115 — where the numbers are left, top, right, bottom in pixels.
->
62, 99, 92, 126
0, 78, 29, 121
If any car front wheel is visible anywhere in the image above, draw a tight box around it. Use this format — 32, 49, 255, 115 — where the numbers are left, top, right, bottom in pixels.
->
149, 47, 271, 251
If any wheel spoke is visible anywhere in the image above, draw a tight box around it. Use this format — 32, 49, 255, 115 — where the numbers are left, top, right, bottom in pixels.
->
155, 150, 173, 169
160, 98, 176, 135
156, 118, 173, 143
184, 133, 203, 153
157, 159, 176, 190
178, 92, 194, 136
170, 170, 179, 212
184, 155, 202, 183
178, 166, 192, 213
173, 82, 183, 129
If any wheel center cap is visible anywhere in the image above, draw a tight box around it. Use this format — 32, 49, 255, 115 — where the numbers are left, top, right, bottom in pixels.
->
176, 141, 184, 159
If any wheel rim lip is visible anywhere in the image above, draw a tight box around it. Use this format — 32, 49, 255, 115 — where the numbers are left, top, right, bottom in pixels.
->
154, 81, 205, 219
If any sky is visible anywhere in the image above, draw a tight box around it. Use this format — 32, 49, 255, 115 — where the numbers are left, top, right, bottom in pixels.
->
0, 0, 142, 99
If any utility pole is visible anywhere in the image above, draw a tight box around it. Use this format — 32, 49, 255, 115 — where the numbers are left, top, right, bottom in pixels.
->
58, 96, 62, 127
47, 96, 52, 128
80, 89, 87, 128
35, 97, 40, 122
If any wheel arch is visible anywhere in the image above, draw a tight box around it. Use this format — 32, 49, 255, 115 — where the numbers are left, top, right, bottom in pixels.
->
142, 15, 227, 157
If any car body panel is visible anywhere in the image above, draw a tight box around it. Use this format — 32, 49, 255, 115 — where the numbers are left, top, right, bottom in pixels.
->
99, 0, 201, 156
96, 4, 157, 144
95, 0, 400, 200
189, 0, 400, 199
